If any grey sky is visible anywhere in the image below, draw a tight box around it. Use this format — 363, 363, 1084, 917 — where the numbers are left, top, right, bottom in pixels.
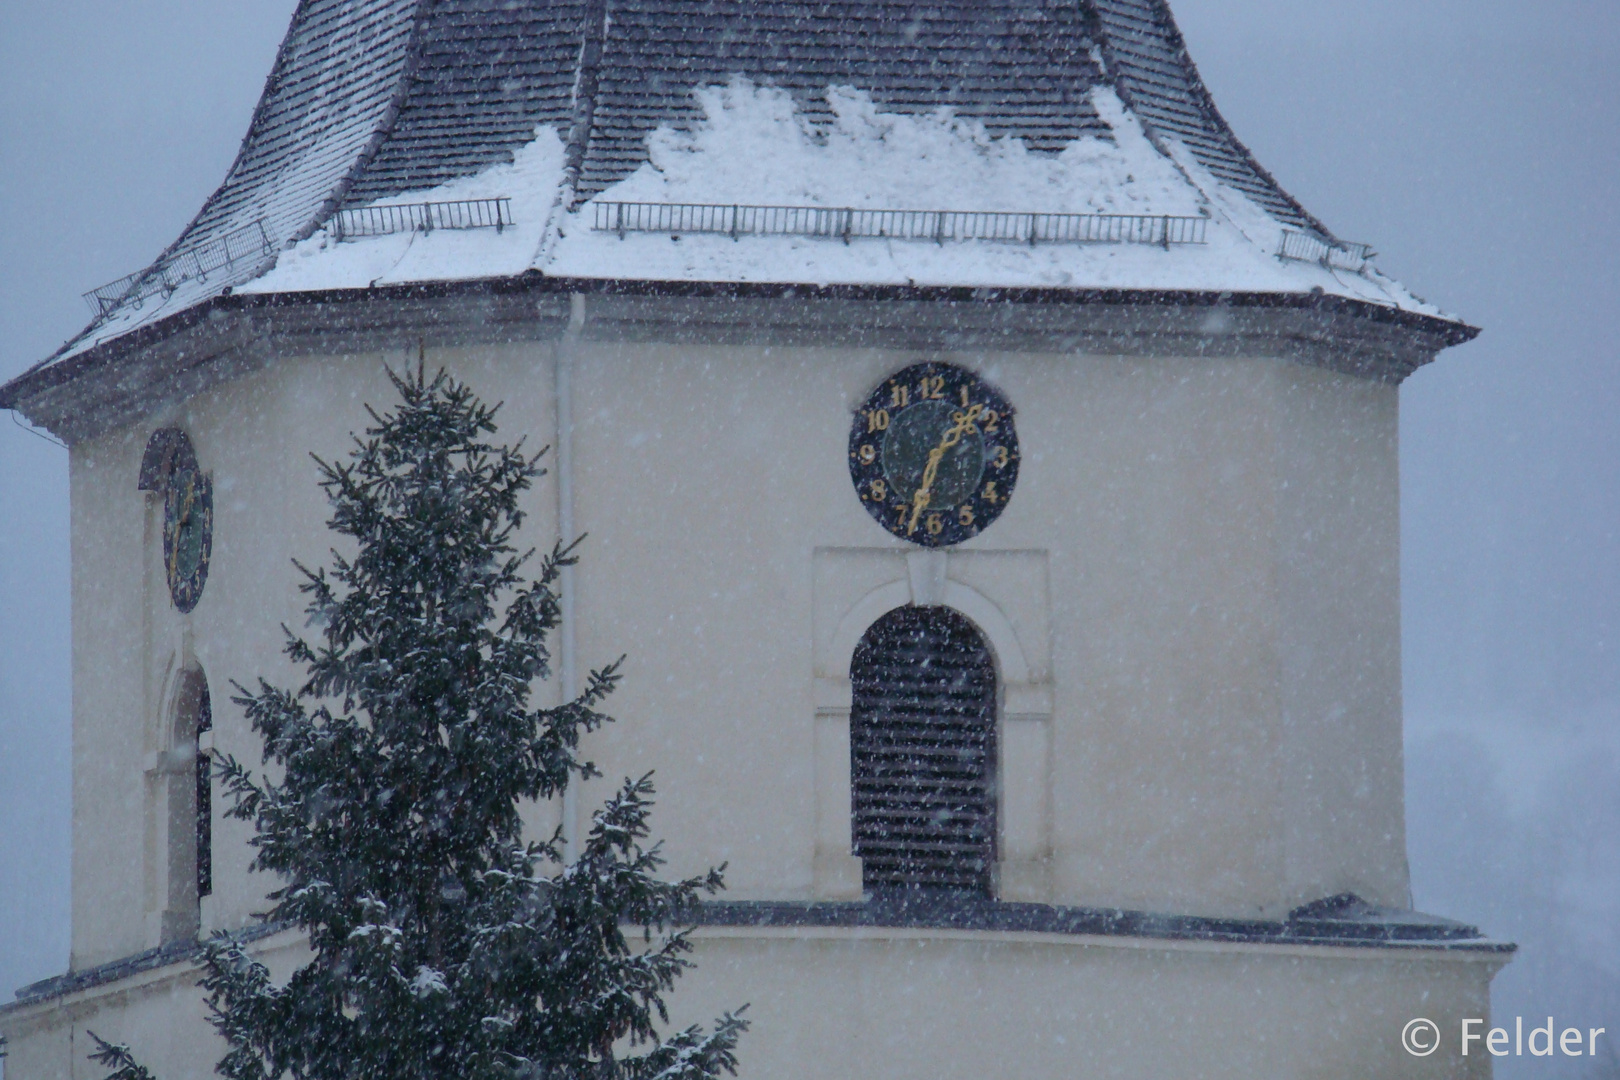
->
2, 2, 1616, 1068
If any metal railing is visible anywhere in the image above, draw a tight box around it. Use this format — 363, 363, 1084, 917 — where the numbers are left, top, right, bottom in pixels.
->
591, 202, 1208, 248
1276, 229, 1375, 272
331, 197, 513, 240
82, 220, 275, 317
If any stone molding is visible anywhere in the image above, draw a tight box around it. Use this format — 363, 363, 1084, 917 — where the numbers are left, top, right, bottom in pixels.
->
4, 282, 1473, 444
811, 547, 1053, 901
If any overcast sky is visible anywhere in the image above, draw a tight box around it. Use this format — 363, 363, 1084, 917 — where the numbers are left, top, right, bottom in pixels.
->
2, 2, 1616, 1069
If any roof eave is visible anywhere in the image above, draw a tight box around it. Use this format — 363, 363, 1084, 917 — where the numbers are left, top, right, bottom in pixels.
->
0, 274, 1479, 441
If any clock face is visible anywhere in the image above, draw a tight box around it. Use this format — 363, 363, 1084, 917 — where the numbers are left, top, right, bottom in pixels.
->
849, 362, 1020, 546
163, 463, 213, 613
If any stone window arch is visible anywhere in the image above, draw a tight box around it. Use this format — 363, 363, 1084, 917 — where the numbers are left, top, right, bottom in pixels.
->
850, 605, 997, 894
161, 665, 212, 942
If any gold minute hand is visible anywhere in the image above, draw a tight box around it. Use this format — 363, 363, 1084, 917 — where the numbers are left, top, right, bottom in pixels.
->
907, 405, 984, 534
167, 477, 197, 581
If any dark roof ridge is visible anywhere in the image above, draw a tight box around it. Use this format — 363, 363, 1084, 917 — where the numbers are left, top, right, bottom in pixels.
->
296, 0, 438, 248
144, 0, 317, 274
1089, 0, 1326, 235
32, 0, 428, 371
163, 0, 426, 252
561, 0, 611, 205
35, 0, 336, 368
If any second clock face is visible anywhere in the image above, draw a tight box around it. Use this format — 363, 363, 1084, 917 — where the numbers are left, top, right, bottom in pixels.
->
849, 362, 1020, 546
163, 462, 213, 614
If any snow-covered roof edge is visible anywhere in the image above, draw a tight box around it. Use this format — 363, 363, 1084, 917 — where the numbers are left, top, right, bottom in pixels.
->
9, 0, 1475, 399
0, 276, 1479, 443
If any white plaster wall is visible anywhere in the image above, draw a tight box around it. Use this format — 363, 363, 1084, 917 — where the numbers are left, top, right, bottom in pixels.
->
1273, 363, 1406, 906
0, 933, 310, 1080
1, 931, 1504, 1080
64, 334, 1407, 961
68, 428, 151, 969
65, 344, 563, 968
671, 931, 1503, 1080
554, 344, 1405, 915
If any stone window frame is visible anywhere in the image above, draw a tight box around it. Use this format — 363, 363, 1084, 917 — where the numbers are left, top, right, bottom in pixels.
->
813, 548, 1053, 901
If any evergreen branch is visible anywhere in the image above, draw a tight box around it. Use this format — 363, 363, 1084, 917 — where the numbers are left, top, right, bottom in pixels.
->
86, 1032, 156, 1080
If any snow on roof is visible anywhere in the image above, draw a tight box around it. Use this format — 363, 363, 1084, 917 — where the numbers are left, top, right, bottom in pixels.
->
8, 0, 1462, 400
239, 82, 1443, 317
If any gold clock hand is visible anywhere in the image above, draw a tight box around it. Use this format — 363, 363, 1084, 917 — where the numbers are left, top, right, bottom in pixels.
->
167, 477, 196, 581
907, 405, 984, 534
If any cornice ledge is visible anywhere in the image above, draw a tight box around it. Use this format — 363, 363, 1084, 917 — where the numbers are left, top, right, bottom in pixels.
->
3, 276, 1477, 444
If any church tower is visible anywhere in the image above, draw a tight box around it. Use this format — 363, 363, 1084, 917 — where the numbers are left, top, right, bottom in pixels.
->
1, 2, 1510, 1077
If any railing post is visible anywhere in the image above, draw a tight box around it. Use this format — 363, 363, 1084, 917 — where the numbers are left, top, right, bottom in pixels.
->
1161, 215, 1171, 250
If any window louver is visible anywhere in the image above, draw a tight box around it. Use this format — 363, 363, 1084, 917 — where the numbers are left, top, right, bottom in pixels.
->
196, 678, 212, 899
851, 605, 996, 893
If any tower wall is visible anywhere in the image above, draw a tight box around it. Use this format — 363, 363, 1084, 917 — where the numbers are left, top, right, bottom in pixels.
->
60, 305, 1409, 972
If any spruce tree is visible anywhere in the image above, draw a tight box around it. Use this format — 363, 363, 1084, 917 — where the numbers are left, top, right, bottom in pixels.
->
92, 366, 745, 1080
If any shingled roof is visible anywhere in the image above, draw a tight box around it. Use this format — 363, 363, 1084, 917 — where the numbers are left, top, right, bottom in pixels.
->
128, 0, 1333, 271
14, 0, 1461, 396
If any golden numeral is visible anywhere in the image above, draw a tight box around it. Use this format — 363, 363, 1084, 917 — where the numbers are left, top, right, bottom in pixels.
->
890, 384, 909, 408
982, 481, 999, 503
869, 479, 887, 501
896, 503, 910, 528
865, 409, 889, 432
857, 443, 878, 465
982, 409, 1000, 433
959, 505, 974, 526
926, 513, 943, 536
992, 446, 1010, 469
919, 375, 944, 400
960, 385, 971, 407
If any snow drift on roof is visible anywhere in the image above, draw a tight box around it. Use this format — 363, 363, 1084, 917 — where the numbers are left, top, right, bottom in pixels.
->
239, 81, 1438, 317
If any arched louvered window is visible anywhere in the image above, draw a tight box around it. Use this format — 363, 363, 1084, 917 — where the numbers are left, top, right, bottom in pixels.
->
196, 676, 212, 900
851, 606, 997, 894
162, 668, 211, 942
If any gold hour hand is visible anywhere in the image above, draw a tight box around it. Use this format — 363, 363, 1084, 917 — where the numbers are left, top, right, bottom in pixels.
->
906, 405, 983, 534
906, 471, 935, 534
167, 480, 196, 578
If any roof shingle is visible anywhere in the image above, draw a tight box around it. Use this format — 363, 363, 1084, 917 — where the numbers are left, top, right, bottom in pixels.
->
42, 0, 1343, 365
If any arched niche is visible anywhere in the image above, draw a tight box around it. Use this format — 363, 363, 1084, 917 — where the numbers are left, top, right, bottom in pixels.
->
159, 665, 212, 943
137, 427, 198, 492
